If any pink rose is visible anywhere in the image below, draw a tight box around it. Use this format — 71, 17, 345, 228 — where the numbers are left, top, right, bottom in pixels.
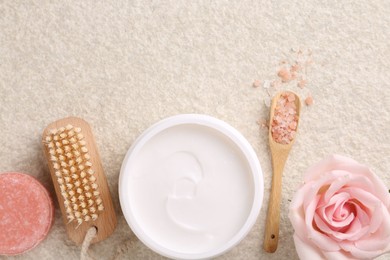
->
289, 155, 390, 259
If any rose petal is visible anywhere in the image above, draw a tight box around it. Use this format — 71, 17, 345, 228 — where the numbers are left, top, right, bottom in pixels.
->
337, 203, 371, 241
303, 173, 340, 211
305, 195, 320, 227
350, 201, 370, 226
355, 234, 390, 252
314, 213, 334, 234
323, 250, 353, 260
314, 205, 370, 242
333, 201, 353, 223
304, 155, 359, 183
343, 163, 390, 207
354, 204, 390, 251
340, 174, 374, 195
290, 181, 312, 210
330, 217, 370, 241
290, 182, 313, 240
324, 171, 373, 202
293, 233, 325, 260
328, 191, 350, 209
316, 192, 354, 232
329, 210, 355, 229
342, 187, 383, 233
305, 196, 340, 251
289, 209, 307, 243
324, 193, 353, 228
340, 241, 385, 259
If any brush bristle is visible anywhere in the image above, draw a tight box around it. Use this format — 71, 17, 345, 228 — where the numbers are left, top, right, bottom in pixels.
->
44, 124, 104, 226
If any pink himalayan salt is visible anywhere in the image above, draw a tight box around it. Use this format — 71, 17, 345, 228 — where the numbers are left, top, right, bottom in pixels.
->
257, 119, 269, 129
298, 78, 307, 89
305, 94, 313, 106
277, 67, 292, 83
290, 63, 300, 72
291, 71, 298, 80
271, 92, 298, 144
252, 79, 261, 88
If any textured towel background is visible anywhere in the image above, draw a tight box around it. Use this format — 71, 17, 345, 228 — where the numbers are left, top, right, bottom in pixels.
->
1, 0, 390, 259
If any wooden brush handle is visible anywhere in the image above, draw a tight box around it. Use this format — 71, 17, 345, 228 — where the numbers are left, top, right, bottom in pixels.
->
263, 152, 288, 253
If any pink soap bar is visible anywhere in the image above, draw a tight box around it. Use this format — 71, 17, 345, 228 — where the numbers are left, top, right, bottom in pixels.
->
0, 172, 54, 256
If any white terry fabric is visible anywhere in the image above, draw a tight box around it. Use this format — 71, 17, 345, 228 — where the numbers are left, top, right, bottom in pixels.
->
0, 1, 389, 259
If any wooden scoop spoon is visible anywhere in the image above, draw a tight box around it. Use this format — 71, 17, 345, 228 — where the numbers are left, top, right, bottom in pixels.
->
263, 91, 301, 253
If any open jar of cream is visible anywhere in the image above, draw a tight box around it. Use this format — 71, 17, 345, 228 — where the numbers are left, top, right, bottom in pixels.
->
119, 114, 263, 259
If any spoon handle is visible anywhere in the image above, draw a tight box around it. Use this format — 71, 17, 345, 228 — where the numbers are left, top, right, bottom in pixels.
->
263, 151, 289, 253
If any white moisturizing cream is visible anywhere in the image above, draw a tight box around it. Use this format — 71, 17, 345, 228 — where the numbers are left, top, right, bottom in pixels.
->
119, 114, 263, 259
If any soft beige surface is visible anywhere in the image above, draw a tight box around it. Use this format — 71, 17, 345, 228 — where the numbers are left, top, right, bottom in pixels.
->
1, 1, 390, 259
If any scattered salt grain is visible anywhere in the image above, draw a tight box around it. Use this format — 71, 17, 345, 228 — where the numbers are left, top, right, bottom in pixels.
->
263, 80, 271, 89
257, 119, 269, 129
277, 68, 292, 83
298, 79, 307, 89
271, 92, 298, 144
305, 94, 313, 106
290, 64, 300, 72
291, 71, 297, 80
253, 80, 261, 88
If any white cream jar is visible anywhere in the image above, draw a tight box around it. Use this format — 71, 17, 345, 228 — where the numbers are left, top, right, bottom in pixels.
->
119, 114, 263, 259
